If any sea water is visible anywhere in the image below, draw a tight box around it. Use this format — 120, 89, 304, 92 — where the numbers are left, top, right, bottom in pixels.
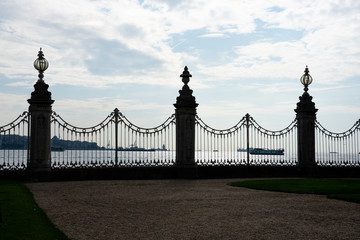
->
0, 150, 359, 168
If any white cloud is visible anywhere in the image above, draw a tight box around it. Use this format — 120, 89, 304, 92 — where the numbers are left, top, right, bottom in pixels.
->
52, 96, 174, 128
199, 33, 227, 38
0, 93, 29, 124
2, 0, 359, 85
0, 0, 359, 130
6, 81, 32, 87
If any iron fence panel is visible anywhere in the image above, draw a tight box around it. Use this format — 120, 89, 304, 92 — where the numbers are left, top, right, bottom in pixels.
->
195, 114, 298, 166
315, 120, 360, 167
0, 112, 29, 170
51, 109, 176, 168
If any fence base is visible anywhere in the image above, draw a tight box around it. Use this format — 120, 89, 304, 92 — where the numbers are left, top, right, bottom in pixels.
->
1, 166, 360, 182
176, 165, 198, 179
26, 169, 51, 182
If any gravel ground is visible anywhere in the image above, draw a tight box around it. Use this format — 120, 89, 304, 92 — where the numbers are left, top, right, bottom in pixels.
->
27, 179, 360, 240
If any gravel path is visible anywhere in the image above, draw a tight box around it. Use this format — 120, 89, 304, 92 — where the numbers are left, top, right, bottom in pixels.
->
27, 179, 360, 240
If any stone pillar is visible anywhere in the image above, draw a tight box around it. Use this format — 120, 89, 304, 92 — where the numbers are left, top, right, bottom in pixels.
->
27, 49, 54, 179
295, 67, 318, 170
174, 66, 198, 178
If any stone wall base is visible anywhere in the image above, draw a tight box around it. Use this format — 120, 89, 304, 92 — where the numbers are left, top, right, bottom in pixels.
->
1, 166, 359, 182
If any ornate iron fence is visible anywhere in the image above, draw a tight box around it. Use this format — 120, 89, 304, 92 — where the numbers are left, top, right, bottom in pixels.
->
51, 108, 176, 168
2, 109, 360, 170
195, 114, 298, 166
0, 112, 29, 170
315, 120, 360, 167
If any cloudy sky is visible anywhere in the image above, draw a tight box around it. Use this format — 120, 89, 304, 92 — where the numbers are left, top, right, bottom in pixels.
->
0, 0, 359, 131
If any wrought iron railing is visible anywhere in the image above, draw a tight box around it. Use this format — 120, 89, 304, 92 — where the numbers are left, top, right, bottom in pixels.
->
248, 115, 298, 166
195, 114, 298, 166
114, 109, 176, 167
315, 120, 360, 167
2, 108, 360, 170
195, 115, 247, 166
51, 108, 176, 168
0, 111, 29, 170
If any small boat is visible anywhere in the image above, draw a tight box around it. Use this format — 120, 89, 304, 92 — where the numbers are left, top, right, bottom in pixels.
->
237, 148, 247, 152
118, 146, 155, 152
249, 148, 284, 155
118, 141, 155, 152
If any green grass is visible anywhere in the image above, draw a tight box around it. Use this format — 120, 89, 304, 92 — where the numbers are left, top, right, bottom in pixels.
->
0, 180, 71, 240
229, 179, 360, 204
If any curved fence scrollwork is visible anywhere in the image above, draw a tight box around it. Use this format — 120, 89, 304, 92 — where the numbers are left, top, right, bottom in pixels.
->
315, 120, 360, 167
0, 112, 29, 170
195, 114, 298, 166
51, 108, 176, 168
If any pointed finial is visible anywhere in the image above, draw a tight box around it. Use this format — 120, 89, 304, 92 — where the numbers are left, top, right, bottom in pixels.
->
37, 47, 44, 59
174, 66, 198, 108
180, 66, 192, 85
304, 65, 309, 74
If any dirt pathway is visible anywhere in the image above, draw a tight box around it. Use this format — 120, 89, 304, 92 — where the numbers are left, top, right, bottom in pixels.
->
27, 179, 360, 240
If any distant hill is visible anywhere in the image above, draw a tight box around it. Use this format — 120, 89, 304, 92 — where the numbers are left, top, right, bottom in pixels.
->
0, 135, 104, 150
51, 136, 105, 150
0, 134, 28, 149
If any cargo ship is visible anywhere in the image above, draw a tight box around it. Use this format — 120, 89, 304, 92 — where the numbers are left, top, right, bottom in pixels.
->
249, 148, 284, 155
117, 141, 167, 152
237, 148, 284, 155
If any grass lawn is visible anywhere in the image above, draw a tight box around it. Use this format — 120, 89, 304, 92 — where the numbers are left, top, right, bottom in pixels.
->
0, 180, 71, 240
229, 178, 360, 204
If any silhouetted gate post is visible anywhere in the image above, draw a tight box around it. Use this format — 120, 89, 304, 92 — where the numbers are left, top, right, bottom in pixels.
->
114, 108, 119, 167
27, 49, 54, 179
174, 66, 198, 178
295, 66, 317, 171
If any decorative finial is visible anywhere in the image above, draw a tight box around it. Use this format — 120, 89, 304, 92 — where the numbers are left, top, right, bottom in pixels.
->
174, 66, 198, 108
300, 65, 313, 92
29, 48, 53, 102
180, 66, 192, 85
34, 48, 49, 81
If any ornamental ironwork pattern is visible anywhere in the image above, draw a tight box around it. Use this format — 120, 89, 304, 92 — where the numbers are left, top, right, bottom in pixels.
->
1, 109, 360, 170
0, 112, 29, 170
315, 120, 360, 167
51, 108, 176, 168
195, 114, 298, 166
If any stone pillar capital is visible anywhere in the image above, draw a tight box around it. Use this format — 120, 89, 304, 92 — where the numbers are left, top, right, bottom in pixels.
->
295, 92, 317, 116
28, 80, 54, 105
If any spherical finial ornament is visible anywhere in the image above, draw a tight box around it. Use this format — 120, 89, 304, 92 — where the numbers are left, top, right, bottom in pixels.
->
34, 48, 49, 80
300, 65, 312, 92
